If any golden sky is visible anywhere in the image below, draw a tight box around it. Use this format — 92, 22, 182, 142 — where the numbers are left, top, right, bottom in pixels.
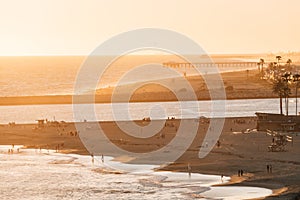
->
0, 0, 299, 55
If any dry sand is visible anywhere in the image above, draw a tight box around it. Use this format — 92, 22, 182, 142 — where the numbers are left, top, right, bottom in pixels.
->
1, 117, 299, 199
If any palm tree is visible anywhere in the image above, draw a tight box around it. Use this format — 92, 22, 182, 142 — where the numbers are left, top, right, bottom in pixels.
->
293, 73, 300, 115
286, 59, 292, 71
276, 55, 282, 66
281, 72, 292, 116
257, 62, 261, 73
273, 77, 291, 115
259, 58, 265, 72
287, 59, 292, 66
273, 79, 285, 115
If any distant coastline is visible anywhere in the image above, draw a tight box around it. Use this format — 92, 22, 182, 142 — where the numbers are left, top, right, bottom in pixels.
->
0, 69, 280, 106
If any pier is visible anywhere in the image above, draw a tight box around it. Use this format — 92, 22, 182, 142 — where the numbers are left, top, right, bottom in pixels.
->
162, 62, 258, 68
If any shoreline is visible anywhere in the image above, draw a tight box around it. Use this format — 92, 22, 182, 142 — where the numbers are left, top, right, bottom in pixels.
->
1, 117, 299, 199
1, 145, 285, 199
0, 146, 274, 199
0, 69, 282, 106
0, 94, 283, 106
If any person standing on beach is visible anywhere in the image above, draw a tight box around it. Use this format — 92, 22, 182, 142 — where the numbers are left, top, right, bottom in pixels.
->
101, 154, 104, 163
269, 165, 272, 173
267, 165, 269, 173
238, 170, 240, 177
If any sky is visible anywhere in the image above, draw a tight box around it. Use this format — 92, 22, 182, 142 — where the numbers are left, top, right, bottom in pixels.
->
0, 0, 299, 56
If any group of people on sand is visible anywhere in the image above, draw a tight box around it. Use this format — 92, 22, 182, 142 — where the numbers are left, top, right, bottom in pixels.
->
55, 143, 64, 153
57, 129, 79, 137
238, 169, 244, 176
91, 153, 105, 165
67, 131, 78, 137
7, 144, 20, 154
33, 143, 64, 154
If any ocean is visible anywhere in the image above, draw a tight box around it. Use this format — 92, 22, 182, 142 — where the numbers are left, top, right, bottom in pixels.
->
0, 146, 272, 200
0, 98, 296, 124
0, 56, 275, 199
0, 56, 257, 97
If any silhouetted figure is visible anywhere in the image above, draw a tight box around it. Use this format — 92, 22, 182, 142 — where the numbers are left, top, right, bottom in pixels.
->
187, 163, 192, 178
267, 165, 269, 173
101, 154, 104, 163
91, 153, 94, 165
240, 170, 244, 176
269, 165, 272, 173
238, 170, 241, 177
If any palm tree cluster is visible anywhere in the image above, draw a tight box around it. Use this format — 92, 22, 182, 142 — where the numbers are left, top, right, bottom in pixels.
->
262, 56, 295, 80
270, 56, 300, 116
273, 73, 291, 115
273, 78, 286, 115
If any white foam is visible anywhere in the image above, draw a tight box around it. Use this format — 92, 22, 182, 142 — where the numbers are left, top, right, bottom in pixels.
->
0, 146, 273, 199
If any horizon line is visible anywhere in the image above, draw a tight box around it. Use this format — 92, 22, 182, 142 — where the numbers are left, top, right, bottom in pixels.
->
0, 52, 299, 57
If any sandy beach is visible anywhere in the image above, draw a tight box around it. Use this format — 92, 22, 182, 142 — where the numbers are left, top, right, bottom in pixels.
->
0, 69, 278, 106
1, 0, 300, 198
1, 117, 299, 199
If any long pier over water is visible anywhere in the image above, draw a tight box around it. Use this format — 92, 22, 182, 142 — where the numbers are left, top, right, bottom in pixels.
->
162, 62, 258, 68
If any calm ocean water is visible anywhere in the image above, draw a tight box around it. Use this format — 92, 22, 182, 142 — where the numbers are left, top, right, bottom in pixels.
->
0, 98, 297, 124
0, 56, 257, 97
0, 57, 276, 199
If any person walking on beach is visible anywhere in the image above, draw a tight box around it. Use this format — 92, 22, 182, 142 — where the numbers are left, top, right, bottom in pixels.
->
101, 154, 104, 163
240, 169, 244, 176
187, 163, 192, 178
217, 140, 221, 148
238, 170, 240, 177
267, 165, 269, 173
91, 153, 94, 165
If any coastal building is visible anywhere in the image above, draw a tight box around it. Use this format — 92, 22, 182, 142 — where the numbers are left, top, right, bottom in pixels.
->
256, 112, 300, 132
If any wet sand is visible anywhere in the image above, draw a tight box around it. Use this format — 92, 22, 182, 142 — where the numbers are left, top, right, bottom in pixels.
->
1, 117, 299, 199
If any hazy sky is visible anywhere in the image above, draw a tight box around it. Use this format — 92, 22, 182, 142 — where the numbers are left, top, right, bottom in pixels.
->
0, 0, 299, 55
